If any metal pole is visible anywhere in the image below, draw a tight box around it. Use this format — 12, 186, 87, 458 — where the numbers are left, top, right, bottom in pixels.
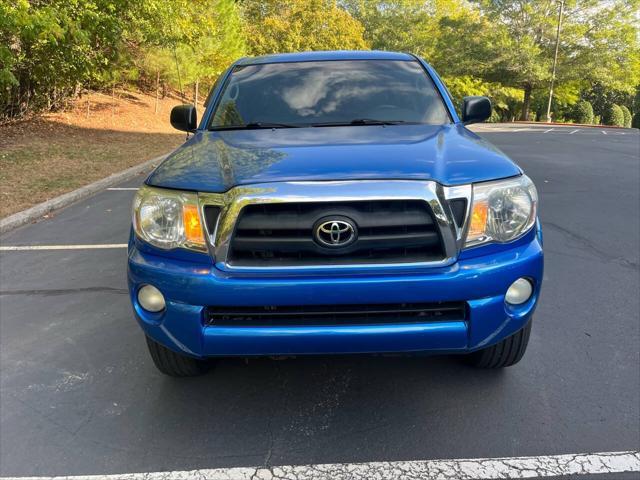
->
546, 0, 565, 123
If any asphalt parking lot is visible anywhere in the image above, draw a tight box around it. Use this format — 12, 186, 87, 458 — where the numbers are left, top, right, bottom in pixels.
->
1, 123, 639, 479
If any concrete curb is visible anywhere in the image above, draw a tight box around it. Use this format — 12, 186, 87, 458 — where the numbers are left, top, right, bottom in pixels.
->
0, 153, 167, 234
512, 121, 631, 129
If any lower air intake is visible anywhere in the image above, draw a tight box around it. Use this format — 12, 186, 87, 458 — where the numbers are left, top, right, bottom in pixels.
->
205, 302, 466, 326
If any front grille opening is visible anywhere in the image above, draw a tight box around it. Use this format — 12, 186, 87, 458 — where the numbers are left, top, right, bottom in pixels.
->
203, 205, 221, 236
205, 302, 466, 326
448, 198, 467, 229
228, 200, 446, 266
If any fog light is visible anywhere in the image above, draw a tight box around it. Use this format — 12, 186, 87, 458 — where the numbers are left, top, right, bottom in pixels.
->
505, 278, 533, 305
138, 285, 165, 312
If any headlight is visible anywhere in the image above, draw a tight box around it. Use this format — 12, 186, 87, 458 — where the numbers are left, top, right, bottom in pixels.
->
133, 186, 206, 251
464, 175, 537, 248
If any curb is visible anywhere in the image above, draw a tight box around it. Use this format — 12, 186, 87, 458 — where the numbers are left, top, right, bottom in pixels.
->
512, 121, 630, 129
0, 153, 168, 234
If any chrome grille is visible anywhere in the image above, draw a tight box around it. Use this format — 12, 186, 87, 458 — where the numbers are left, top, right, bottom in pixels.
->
199, 181, 462, 271
227, 200, 445, 266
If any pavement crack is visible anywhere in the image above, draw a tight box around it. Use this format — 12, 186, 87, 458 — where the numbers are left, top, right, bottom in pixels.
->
544, 221, 639, 271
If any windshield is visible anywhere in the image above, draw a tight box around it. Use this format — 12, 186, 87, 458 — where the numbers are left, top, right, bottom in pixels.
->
208, 60, 451, 129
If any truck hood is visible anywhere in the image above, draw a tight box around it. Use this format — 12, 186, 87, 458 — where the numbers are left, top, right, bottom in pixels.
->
147, 124, 521, 192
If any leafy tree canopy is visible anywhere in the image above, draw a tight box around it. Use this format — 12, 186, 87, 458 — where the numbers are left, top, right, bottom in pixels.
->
1, 0, 638, 124
242, 0, 368, 55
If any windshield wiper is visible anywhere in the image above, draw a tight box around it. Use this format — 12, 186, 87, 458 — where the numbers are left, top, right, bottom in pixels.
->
311, 119, 409, 127
210, 122, 300, 131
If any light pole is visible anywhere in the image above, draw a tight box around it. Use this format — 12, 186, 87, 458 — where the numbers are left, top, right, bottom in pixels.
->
546, 0, 565, 123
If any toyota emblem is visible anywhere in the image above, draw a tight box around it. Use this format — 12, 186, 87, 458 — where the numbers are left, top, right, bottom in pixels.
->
314, 218, 357, 248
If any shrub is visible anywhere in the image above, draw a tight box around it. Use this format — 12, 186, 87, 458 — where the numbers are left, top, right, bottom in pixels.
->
602, 104, 625, 127
633, 113, 640, 129
572, 100, 594, 124
488, 109, 501, 123
593, 115, 601, 125
620, 106, 632, 128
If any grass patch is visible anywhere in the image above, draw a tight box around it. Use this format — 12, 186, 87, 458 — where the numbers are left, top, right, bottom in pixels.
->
0, 90, 186, 218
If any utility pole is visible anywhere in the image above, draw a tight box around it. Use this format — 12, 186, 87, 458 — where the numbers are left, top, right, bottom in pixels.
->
546, 0, 565, 123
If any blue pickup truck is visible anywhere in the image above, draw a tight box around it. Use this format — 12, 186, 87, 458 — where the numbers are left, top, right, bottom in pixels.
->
128, 51, 543, 376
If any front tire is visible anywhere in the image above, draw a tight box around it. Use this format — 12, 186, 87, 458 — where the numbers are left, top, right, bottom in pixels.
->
465, 321, 532, 368
145, 336, 211, 377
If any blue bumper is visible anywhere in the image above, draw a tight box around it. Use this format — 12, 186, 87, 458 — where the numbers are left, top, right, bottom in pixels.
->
127, 227, 543, 358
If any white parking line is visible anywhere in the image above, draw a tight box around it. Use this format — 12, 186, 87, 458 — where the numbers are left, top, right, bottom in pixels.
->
0, 244, 127, 251
602, 130, 608, 135
543, 128, 554, 133
106, 187, 139, 191
569, 129, 580, 134
1, 450, 638, 480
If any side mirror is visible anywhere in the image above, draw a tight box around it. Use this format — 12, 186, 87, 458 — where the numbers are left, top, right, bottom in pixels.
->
170, 104, 197, 132
461, 96, 491, 125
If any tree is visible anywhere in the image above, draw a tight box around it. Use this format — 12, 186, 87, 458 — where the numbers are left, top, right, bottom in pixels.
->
471, 0, 640, 121
241, 0, 368, 56
142, 0, 245, 101
1, 0, 140, 117
0, 0, 245, 118
581, 83, 634, 120
3, 0, 639, 124
443, 75, 523, 120
342, 0, 471, 62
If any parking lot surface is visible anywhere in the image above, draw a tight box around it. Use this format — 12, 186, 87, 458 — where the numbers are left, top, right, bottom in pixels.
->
1, 124, 639, 478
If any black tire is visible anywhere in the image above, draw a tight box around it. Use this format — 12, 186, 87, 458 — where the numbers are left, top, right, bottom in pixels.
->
465, 321, 532, 368
145, 336, 211, 377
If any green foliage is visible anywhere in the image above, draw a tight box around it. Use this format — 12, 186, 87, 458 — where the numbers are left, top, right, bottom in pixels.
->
488, 109, 502, 123
572, 100, 594, 124
242, 0, 368, 55
346, 0, 639, 122
632, 114, 640, 129
342, 0, 471, 62
602, 104, 625, 127
529, 82, 582, 122
620, 105, 632, 128
142, 0, 245, 100
0, 0, 244, 118
1, 0, 141, 116
581, 83, 634, 119
443, 75, 523, 121
1, 0, 639, 123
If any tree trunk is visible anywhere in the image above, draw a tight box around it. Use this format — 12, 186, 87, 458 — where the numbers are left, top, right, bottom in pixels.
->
194, 79, 199, 107
520, 85, 532, 121
155, 70, 160, 114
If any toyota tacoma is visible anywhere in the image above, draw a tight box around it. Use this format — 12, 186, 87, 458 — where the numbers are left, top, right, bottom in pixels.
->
128, 51, 543, 376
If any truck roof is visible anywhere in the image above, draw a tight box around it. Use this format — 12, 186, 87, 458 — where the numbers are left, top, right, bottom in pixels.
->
237, 50, 415, 65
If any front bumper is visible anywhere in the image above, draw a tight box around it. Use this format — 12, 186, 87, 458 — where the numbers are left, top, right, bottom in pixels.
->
127, 227, 543, 358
